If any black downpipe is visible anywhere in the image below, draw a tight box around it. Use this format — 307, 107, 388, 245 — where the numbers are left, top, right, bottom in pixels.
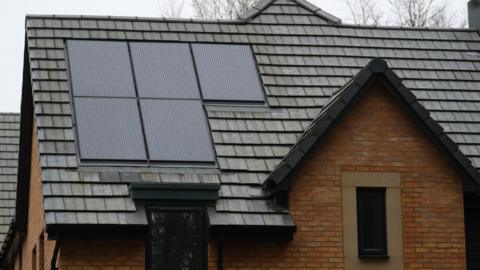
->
50, 240, 60, 270
216, 234, 224, 270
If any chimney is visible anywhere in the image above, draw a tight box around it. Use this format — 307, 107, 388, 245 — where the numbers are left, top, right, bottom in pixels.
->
469, 0, 480, 29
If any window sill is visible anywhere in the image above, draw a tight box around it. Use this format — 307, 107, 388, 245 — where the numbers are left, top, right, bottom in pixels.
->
358, 254, 390, 260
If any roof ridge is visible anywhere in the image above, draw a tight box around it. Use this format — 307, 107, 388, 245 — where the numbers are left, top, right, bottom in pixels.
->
24, 13, 478, 34
237, 0, 341, 24
25, 14, 245, 24
262, 58, 480, 195
339, 22, 480, 33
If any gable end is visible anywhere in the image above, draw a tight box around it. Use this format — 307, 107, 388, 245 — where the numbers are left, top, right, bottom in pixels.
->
263, 59, 480, 195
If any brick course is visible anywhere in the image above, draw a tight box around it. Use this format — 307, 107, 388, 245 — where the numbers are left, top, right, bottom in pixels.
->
59, 240, 145, 270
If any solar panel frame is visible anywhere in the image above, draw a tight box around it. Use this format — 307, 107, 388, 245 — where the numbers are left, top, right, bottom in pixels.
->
67, 40, 137, 97
67, 41, 271, 165
191, 44, 266, 102
74, 97, 147, 161
130, 42, 201, 99
140, 99, 216, 163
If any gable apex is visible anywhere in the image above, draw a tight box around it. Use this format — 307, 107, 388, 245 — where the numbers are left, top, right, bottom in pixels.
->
263, 59, 480, 195
238, 0, 342, 24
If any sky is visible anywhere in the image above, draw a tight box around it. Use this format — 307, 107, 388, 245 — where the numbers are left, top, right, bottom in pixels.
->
1, 0, 470, 113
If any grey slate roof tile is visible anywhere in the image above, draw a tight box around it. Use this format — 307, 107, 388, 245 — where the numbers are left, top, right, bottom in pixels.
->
0, 114, 19, 245
23, 0, 480, 228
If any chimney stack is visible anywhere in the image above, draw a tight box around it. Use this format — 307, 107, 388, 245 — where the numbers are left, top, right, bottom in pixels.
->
469, 0, 480, 29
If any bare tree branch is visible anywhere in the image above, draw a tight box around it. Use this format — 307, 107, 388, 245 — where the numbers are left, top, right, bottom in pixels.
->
158, 0, 186, 18
192, 0, 258, 20
347, 0, 383, 25
387, 0, 457, 27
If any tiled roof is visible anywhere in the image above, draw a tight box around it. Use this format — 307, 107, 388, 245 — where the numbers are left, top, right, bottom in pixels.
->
0, 114, 19, 246
264, 58, 480, 194
23, 0, 480, 229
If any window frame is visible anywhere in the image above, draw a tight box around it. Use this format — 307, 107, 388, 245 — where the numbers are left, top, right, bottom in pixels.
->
146, 206, 208, 270
356, 187, 389, 259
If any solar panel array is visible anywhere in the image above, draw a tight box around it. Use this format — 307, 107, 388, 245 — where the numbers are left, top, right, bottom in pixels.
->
67, 40, 264, 163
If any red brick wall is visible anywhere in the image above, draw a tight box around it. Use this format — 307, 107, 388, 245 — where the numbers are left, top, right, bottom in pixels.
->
58, 240, 145, 270
209, 82, 466, 269
13, 121, 56, 270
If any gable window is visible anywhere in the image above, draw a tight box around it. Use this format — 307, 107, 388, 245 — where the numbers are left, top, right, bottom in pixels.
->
148, 208, 206, 270
356, 187, 388, 258
342, 172, 403, 270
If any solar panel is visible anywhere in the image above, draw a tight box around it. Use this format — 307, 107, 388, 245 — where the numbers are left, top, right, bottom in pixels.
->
140, 100, 215, 163
67, 40, 136, 97
192, 44, 265, 102
130, 42, 201, 99
74, 98, 147, 161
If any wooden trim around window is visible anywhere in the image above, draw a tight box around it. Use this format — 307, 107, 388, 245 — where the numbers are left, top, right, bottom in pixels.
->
342, 172, 404, 270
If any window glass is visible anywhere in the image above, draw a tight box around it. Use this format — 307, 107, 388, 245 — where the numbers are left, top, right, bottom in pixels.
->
356, 187, 388, 257
149, 209, 205, 270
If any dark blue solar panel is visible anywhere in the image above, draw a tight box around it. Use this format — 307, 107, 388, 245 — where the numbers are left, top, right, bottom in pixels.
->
192, 44, 265, 102
130, 42, 201, 99
67, 40, 136, 97
74, 98, 147, 161
140, 100, 215, 162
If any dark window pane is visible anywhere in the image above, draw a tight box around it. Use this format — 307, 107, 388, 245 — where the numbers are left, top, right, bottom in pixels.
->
356, 187, 388, 257
149, 209, 205, 270
130, 42, 201, 99
67, 40, 136, 97
192, 44, 265, 102
140, 99, 215, 162
74, 97, 147, 160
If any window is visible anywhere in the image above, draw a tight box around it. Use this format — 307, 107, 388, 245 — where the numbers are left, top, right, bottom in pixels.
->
356, 187, 388, 258
148, 208, 206, 270
342, 172, 403, 270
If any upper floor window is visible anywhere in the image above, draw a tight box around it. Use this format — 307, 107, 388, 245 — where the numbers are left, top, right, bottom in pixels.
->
356, 187, 388, 258
148, 208, 206, 270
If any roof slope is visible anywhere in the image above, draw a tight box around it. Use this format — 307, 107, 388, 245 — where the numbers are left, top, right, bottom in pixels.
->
21, 0, 480, 230
263, 59, 480, 194
0, 114, 19, 246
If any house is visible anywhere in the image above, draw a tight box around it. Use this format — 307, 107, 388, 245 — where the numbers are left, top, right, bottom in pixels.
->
1, 0, 480, 269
